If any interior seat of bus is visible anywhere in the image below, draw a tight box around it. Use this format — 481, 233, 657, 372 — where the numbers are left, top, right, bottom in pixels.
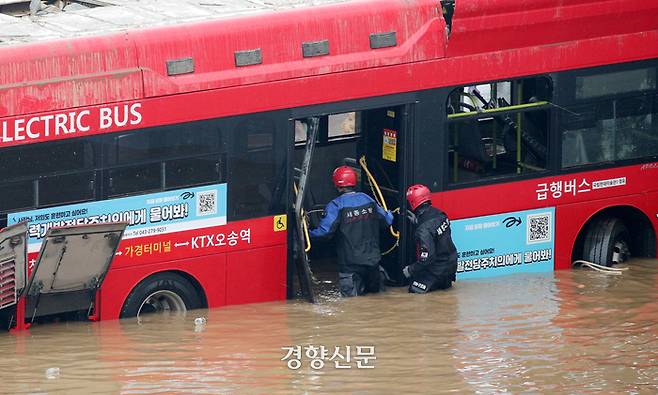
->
447, 77, 551, 184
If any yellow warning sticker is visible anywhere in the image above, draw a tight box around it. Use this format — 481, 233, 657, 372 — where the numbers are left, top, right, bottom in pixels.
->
382, 128, 397, 162
274, 215, 287, 231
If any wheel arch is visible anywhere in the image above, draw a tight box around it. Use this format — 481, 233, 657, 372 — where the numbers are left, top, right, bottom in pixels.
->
571, 204, 657, 262
170, 269, 209, 309
121, 269, 209, 313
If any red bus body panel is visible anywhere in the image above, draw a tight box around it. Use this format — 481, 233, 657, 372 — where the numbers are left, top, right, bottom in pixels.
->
448, 0, 658, 57
436, 163, 658, 271
0, 34, 142, 118
1, 0, 657, 322
133, 0, 445, 97
98, 216, 287, 320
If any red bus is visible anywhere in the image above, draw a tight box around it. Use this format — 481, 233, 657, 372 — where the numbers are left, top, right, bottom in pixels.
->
1, 0, 657, 329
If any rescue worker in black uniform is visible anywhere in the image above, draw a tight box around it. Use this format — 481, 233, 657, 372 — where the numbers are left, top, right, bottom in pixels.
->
310, 166, 393, 297
402, 184, 458, 293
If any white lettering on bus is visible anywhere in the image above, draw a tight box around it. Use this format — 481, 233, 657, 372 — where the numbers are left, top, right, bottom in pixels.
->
0, 103, 143, 144
130, 103, 142, 125
114, 105, 129, 127
68, 112, 77, 133
77, 110, 91, 132
99, 107, 113, 129
55, 113, 68, 135
26, 117, 40, 138
14, 118, 25, 141
41, 114, 54, 137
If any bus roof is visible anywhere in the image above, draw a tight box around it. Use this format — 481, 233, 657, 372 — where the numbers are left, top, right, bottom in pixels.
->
1, 0, 657, 120
0, 0, 348, 46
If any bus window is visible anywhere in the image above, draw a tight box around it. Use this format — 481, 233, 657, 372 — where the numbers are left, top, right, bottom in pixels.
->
39, 172, 96, 206
107, 163, 161, 198
447, 77, 551, 184
0, 139, 96, 215
228, 114, 286, 220
0, 180, 34, 214
104, 120, 225, 196
575, 67, 656, 100
295, 112, 358, 144
295, 120, 308, 143
328, 112, 357, 140
562, 93, 658, 167
165, 155, 224, 189
104, 121, 222, 166
0, 140, 96, 182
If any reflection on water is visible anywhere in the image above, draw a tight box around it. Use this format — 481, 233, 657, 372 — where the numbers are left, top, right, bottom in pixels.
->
0, 259, 656, 394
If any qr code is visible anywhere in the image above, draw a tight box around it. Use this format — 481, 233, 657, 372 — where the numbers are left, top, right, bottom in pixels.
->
526, 212, 552, 244
196, 190, 217, 216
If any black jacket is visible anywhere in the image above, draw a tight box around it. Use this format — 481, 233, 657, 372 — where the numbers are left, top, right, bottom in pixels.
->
408, 204, 458, 280
310, 192, 393, 272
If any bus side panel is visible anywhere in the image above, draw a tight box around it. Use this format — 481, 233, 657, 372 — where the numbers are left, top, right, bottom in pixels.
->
439, 164, 655, 221
99, 254, 227, 321
225, 245, 287, 305
554, 194, 649, 270
649, 191, 658, 258
437, 164, 656, 274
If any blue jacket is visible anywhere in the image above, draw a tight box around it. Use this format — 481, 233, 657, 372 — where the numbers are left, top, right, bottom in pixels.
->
310, 192, 393, 271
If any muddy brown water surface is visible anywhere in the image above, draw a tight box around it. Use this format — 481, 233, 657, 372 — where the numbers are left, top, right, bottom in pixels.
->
1, 259, 656, 394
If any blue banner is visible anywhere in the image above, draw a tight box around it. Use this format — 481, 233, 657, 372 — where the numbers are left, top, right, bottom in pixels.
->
451, 207, 555, 279
8, 184, 227, 250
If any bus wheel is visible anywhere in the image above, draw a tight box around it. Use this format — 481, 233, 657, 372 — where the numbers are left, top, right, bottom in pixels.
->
583, 217, 631, 267
120, 272, 202, 318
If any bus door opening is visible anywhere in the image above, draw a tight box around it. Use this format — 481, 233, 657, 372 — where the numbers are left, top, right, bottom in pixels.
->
290, 104, 410, 298
358, 106, 409, 286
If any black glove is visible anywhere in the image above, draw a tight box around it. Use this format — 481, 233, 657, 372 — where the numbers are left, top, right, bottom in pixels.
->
405, 209, 417, 225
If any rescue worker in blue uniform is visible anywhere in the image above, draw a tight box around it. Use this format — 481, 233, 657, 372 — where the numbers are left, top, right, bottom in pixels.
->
402, 184, 458, 293
310, 166, 394, 297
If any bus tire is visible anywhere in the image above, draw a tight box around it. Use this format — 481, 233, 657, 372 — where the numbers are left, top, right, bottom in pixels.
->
582, 217, 631, 267
120, 272, 202, 318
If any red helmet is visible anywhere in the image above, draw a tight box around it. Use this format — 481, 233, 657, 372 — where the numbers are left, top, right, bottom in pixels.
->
406, 184, 431, 211
332, 166, 357, 187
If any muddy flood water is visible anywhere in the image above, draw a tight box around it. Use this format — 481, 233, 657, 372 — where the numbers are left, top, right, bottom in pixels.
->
1, 259, 656, 394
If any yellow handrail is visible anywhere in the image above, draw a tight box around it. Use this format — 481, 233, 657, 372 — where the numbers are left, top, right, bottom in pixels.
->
447, 101, 548, 119
293, 183, 312, 253
359, 156, 400, 240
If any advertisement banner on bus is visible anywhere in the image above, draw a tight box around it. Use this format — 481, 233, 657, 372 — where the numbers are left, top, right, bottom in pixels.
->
7, 183, 227, 252
451, 207, 555, 279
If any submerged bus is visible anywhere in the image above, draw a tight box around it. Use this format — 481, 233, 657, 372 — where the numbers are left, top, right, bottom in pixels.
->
1, 0, 656, 329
